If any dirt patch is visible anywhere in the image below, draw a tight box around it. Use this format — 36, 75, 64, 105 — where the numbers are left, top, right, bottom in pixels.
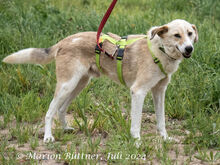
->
0, 113, 219, 164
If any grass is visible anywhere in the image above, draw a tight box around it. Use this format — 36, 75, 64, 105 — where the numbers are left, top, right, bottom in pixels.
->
0, 0, 219, 164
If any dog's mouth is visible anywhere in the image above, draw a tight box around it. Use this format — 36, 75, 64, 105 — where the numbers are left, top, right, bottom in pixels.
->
176, 46, 191, 58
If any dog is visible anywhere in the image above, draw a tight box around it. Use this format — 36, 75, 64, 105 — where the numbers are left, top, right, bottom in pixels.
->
3, 19, 198, 143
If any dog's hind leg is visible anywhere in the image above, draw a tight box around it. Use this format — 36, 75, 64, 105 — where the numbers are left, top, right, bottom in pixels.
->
44, 64, 88, 143
57, 76, 90, 131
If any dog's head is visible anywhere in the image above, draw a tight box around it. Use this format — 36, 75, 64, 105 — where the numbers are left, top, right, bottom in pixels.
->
150, 19, 198, 59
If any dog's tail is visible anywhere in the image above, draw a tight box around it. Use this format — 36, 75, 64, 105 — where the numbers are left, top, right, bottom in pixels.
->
2, 46, 58, 65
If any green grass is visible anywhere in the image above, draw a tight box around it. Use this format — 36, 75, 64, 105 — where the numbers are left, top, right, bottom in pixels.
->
0, 0, 219, 164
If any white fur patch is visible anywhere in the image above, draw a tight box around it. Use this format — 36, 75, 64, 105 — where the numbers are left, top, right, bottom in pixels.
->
3, 48, 35, 64
72, 38, 81, 43
178, 39, 193, 54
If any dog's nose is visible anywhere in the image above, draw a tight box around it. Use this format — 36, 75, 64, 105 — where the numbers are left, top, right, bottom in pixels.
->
185, 46, 193, 54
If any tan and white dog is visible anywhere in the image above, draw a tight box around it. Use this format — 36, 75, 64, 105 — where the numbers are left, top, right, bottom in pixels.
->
3, 19, 198, 143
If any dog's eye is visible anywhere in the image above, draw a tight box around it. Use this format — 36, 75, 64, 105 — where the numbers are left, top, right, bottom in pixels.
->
174, 34, 181, 38
188, 32, 192, 36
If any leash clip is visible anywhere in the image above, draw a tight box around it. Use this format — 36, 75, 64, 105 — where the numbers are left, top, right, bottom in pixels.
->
154, 58, 160, 64
95, 43, 103, 54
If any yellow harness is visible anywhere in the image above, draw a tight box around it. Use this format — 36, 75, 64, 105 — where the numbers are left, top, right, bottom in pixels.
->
95, 34, 167, 85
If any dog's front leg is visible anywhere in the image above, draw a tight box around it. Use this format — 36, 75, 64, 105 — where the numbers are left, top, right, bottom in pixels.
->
151, 78, 170, 140
130, 88, 147, 140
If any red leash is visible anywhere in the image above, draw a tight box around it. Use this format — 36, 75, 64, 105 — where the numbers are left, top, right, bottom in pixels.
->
96, 0, 118, 53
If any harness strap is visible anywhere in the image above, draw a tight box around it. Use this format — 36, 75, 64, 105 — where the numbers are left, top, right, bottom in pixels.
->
101, 34, 118, 45
94, 35, 167, 86
95, 42, 103, 73
125, 37, 147, 45
101, 34, 147, 46
147, 38, 167, 76
116, 36, 127, 85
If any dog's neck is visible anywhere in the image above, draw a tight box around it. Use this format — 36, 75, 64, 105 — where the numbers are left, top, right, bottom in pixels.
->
147, 31, 182, 74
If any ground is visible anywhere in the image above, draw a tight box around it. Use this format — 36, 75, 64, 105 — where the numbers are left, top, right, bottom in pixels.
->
0, 112, 219, 164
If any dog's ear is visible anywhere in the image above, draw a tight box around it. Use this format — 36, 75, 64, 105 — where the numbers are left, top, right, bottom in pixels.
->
192, 24, 198, 43
150, 25, 168, 40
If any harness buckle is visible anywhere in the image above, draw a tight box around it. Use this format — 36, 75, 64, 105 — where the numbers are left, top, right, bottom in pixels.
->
95, 43, 103, 54
116, 48, 125, 60
154, 58, 160, 64
121, 36, 128, 40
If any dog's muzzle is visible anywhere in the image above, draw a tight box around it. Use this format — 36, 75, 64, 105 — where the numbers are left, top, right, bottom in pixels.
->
176, 46, 192, 58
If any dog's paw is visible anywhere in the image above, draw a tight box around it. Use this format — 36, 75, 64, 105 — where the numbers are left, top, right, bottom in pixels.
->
43, 135, 55, 143
64, 126, 74, 130
157, 130, 169, 140
64, 126, 75, 133
134, 139, 142, 148
164, 136, 180, 143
